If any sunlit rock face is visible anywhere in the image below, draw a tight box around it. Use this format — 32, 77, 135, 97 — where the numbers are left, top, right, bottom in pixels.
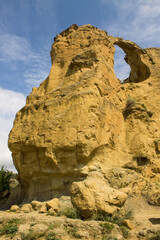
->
8, 25, 160, 212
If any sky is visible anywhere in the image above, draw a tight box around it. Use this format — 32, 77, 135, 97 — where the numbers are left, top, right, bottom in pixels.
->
0, 0, 160, 172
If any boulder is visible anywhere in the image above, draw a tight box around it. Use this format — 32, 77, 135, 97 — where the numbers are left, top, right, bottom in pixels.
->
10, 205, 20, 212
70, 172, 127, 218
31, 200, 43, 211
21, 203, 33, 213
46, 198, 60, 212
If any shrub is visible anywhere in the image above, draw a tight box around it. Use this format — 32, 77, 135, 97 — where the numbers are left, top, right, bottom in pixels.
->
46, 231, 60, 240
111, 214, 124, 226
125, 97, 136, 109
148, 230, 160, 240
124, 209, 133, 220
0, 221, 19, 238
48, 223, 60, 230
154, 139, 160, 144
100, 222, 114, 234
8, 218, 21, 225
120, 226, 130, 238
0, 166, 12, 193
92, 213, 110, 221
65, 226, 81, 238
105, 237, 118, 240
21, 229, 46, 240
57, 207, 81, 219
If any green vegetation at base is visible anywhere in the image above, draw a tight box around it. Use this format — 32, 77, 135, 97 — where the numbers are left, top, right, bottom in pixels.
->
65, 226, 81, 239
0, 166, 12, 193
100, 222, 114, 234
0, 218, 20, 238
120, 226, 130, 238
147, 230, 160, 240
57, 207, 81, 219
93, 209, 133, 225
46, 231, 60, 240
21, 229, 46, 240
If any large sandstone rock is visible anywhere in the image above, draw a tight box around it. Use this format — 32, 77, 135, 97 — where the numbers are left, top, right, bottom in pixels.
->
70, 172, 127, 218
7, 24, 160, 215
8, 24, 124, 202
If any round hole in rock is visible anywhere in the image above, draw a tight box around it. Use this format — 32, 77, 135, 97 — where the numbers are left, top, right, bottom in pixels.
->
114, 45, 130, 82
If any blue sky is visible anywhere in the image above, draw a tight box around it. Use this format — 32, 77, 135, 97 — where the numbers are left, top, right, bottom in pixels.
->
0, 0, 160, 171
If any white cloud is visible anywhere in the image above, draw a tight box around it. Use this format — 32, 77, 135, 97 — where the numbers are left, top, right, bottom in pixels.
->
101, 0, 160, 47
139, 4, 160, 18
0, 33, 51, 171
24, 69, 49, 87
0, 33, 51, 89
24, 46, 51, 88
0, 34, 36, 63
0, 87, 26, 172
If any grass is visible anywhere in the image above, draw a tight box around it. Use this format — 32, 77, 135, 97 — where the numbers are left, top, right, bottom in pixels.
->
147, 230, 160, 240
120, 226, 130, 238
125, 97, 136, 109
123, 97, 136, 118
8, 218, 21, 225
65, 226, 81, 238
124, 209, 133, 220
0, 218, 21, 238
94, 210, 133, 239
100, 222, 114, 234
48, 223, 60, 230
92, 213, 110, 221
92, 209, 133, 226
46, 231, 60, 240
21, 229, 46, 240
47, 211, 55, 216
57, 207, 81, 219
103, 237, 118, 240
154, 139, 160, 144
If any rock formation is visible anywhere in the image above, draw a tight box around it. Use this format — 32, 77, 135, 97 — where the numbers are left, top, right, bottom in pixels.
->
8, 24, 160, 218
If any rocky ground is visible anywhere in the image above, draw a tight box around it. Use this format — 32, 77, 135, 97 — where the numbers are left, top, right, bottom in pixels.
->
0, 196, 160, 240
1, 24, 160, 240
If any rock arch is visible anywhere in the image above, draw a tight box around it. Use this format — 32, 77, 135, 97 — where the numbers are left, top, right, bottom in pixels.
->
114, 39, 151, 83
114, 45, 131, 82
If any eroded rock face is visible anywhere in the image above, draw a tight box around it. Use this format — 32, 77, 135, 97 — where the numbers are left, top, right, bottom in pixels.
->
8, 24, 160, 212
8, 24, 123, 202
70, 171, 127, 218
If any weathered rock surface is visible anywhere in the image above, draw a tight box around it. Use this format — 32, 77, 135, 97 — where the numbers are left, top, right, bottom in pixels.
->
70, 172, 127, 218
31, 200, 43, 210
10, 204, 20, 212
20, 203, 33, 213
7, 24, 160, 218
46, 198, 60, 212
